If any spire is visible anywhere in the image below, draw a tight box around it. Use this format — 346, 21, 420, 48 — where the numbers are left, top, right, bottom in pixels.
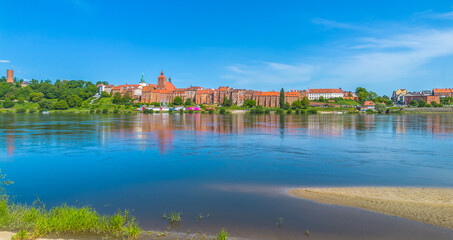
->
140, 72, 145, 83
161, 70, 164, 75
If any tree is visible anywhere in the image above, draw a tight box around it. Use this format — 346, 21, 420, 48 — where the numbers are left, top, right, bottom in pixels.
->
356, 87, 369, 104
279, 88, 285, 108
185, 98, 192, 106
122, 92, 132, 105
243, 99, 256, 108
301, 96, 310, 109
29, 92, 44, 102
3, 98, 15, 108
291, 99, 302, 109
54, 100, 69, 110
282, 102, 290, 110
410, 100, 419, 107
223, 97, 233, 107
173, 96, 183, 105
38, 100, 54, 110
419, 99, 427, 107
375, 103, 387, 114
319, 96, 326, 102
100, 91, 111, 98
112, 92, 122, 104
68, 95, 83, 108
385, 100, 394, 106
17, 97, 25, 104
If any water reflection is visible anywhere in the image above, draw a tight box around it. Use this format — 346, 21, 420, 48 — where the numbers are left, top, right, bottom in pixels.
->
2, 113, 453, 156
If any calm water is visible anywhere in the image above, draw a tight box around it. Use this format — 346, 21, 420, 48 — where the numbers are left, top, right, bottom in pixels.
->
1, 113, 453, 239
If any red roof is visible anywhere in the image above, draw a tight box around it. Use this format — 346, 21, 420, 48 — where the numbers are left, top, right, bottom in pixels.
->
261, 91, 279, 96
309, 89, 343, 93
433, 88, 453, 93
165, 81, 176, 91
285, 92, 299, 97
363, 101, 376, 106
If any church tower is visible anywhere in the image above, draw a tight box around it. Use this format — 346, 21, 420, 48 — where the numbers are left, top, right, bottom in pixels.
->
139, 73, 146, 87
157, 71, 167, 89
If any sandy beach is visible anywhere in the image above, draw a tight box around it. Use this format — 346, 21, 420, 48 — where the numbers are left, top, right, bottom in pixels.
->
288, 187, 453, 230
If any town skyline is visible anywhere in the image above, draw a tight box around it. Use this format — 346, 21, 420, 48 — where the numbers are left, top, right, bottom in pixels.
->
2, 1, 453, 95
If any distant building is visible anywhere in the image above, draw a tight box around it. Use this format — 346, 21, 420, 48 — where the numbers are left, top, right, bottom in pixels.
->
6, 69, 13, 83
307, 89, 343, 100
361, 101, 376, 111
404, 94, 440, 105
433, 88, 453, 98
392, 89, 407, 104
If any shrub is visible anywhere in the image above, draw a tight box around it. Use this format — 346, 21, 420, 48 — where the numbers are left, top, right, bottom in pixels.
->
216, 229, 229, 240
209, 109, 214, 114
366, 109, 374, 114
113, 109, 119, 113
295, 109, 301, 114
54, 100, 69, 110
96, 109, 102, 114
102, 108, 108, 114
375, 103, 387, 114
188, 109, 194, 114
17, 97, 25, 104
3, 99, 15, 108
29, 109, 37, 113
179, 109, 184, 115
90, 109, 95, 113
307, 109, 317, 114
286, 109, 292, 114
265, 109, 270, 114
300, 109, 307, 114
16, 108, 26, 113
219, 109, 226, 114
275, 109, 284, 114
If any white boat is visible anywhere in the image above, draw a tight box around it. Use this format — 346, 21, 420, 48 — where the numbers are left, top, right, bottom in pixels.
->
42, 110, 50, 114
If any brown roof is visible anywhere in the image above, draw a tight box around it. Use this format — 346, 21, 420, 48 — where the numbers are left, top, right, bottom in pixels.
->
433, 88, 453, 93
285, 92, 299, 97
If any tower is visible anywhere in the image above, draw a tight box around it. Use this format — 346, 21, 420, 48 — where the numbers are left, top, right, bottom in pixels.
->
139, 72, 146, 87
6, 69, 13, 83
157, 71, 167, 89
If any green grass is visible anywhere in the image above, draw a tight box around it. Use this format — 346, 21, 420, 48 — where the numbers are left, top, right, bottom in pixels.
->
0, 197, 141, 239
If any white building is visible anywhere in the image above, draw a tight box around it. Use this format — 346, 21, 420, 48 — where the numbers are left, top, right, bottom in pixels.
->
308, 89, 344, 100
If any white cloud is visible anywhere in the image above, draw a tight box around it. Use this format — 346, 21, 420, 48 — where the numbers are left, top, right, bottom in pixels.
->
0, 60, 10, 63
312, 18, 367, 31
418, 11, 453, 20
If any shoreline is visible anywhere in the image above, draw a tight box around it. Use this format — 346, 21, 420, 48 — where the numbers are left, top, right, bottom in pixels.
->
288, 187, 453, 230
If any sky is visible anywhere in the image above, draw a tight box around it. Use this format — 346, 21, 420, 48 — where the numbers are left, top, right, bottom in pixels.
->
1, 0, 453, 95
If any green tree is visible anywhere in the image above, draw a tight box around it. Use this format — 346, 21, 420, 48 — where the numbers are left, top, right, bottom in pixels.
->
243, 99, 256, 108
122, 92, 132, 105
291, 99, 302, 109
54, 100, 69, 110
223, 97, 233, 107
113, 92, 122, 104
17, 97, 25, 104
3, 98, 15, 108
38, 100, 54, 110
356, 87, 369, 104
419, 99, 427, 107
29, 92, 44, 102
410, 100, 419, 107
185, 98, 192, 106
301, 96, 310, 109
100, 91, 111, 98
173, 96, 183, 105
68, 95, 83, 108
375, 103, 387, 114
279, 88, 285, 108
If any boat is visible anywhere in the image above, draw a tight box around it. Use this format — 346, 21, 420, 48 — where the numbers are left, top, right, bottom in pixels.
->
42, 110, 50, 114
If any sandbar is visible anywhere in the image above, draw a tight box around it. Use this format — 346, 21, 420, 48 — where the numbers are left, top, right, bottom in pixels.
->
288, 187, 453, 229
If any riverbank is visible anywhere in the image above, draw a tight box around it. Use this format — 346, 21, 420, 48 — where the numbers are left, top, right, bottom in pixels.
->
288, 187, 453, 230
0, 231, 235, 240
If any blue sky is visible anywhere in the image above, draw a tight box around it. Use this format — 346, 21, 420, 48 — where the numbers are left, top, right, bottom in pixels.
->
1, 0, 453, 95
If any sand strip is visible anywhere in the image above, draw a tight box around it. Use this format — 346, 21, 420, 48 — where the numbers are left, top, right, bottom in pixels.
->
288, 187, 453, 230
